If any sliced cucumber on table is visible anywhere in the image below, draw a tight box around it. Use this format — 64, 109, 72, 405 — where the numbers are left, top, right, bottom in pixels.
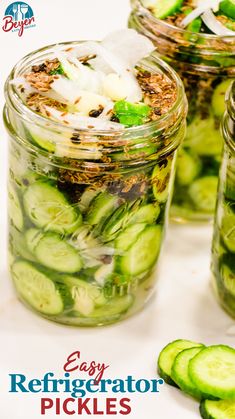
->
157, 339, 203, 386
8, 183, 24, 231
219, 0, 235, 20
200, 399, 235, 419
189, 345, 235, 400
11, 261, 64, 315
171, 346, 206, 400
24, 181, 82, 234
117, 225, 162, 276
188, 176, 218, 213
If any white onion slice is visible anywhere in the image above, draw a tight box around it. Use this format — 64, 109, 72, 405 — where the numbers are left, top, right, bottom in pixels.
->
102, 29, 155, 69
202, 9, 235, 36
181, 0, 221, 27
45, 106, 124, 131
72, 40, 143, 102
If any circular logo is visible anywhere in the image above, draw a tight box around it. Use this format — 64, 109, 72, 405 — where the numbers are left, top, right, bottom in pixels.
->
5, 2, 34, 21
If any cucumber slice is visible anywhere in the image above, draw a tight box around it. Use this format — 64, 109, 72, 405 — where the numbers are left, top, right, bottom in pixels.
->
11, 261, 64, 315
176, 149, 201, 186
200, 399, 235, 419
157, 339, 203, 386
28, 126, 56, 152
128, 203, 161, 224
221, 209, 235, 253
8, 183, 24, 231
115, 223, 147, 252
171, 346, 206, 400
24, 181, 82, 234
189, 345, 235, 400
25, 228, 44, 254
78, 188, 100, 213
220, 0, 235, 20
34, 232, 82, 273
86, 192, 119, 226
62, 277, 105, 316
118, 225, 162, 276
144, 0, 183, 19
212, 80, 232, 118
185, 117, 223, 156
188, 176, 218, 213
103, 204, 130, 241
152, 157, 173, 203
222, 265, 235, 296
9, 227, 35, 262
90, 294, 133, 318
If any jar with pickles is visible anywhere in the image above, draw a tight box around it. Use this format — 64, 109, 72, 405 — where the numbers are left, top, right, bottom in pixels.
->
129, 0, 235, 221
211, 81, 235, 318
4, 31, 187, 326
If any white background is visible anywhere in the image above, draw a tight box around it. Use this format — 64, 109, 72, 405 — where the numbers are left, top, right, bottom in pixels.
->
0, 1, 234, 418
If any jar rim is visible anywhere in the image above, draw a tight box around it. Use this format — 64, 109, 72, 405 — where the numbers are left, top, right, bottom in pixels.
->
4, 40, 186, 138
131, 0, 235, 45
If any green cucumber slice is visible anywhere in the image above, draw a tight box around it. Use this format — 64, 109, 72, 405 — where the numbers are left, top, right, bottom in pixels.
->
128, 203, 160, 224
221, 210, 235, 253
24, 181, 82, 234
59, 276, 106, 316
221, 265, 235, 296
212, 80, 232, 118
220, 0, 235, 20
117, 225, 162, 276
188, 176, 218, 213
200, 399, 235, 419
8, 183, 24, 231
115, 223, 147, 252
12, 261, 64, 315
189, 345, 235, 400
152, 157, 173, 203
86, 192, 119, 226
78, 188, 100, 213
176, 149, 201, 186
25, 228, 44, 254
143, 0, 183, 19
90, 294, 133, 318
28, 126, 56, 152
34, 232, 82, 273
103, 204, 130, 241
171, 346, 206, 400
157, 339, 203, 386
9, 227, 35, 262
185, 117, 223, 156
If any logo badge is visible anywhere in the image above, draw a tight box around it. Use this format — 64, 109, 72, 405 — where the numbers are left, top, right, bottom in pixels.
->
2, 2, 36, 37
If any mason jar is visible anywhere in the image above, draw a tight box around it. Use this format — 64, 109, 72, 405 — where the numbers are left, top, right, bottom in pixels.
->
211, 81, 235, 318
129, 1, 235, 222
4, 42, 187, 326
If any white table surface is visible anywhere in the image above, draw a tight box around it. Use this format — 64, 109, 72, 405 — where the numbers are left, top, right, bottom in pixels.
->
0, 1, 234, 418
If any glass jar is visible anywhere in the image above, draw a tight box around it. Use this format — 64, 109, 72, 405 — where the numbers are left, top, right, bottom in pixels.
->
129, 1, 235, 222
4, 42, 187, 327
211, 81, 235, 318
